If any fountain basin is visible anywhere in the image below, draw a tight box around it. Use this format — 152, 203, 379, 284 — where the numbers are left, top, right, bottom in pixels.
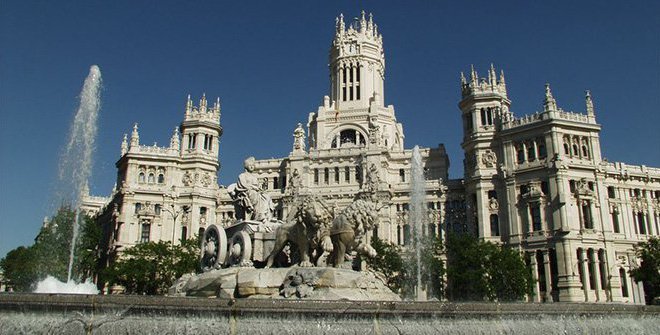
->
1, 293, 658, 334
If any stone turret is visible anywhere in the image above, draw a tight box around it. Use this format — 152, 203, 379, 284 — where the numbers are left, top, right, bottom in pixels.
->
330, 11, 385, 109
130, 123, 139, 149
543, 83, 558, 111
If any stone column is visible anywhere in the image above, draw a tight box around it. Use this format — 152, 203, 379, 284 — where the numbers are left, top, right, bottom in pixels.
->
557, 240, 583, 302
579, 248, 589, 302
530, 252, 541, 302
543, 250, 554, 302
599, 250, 611, 302
590, 249, 602, 302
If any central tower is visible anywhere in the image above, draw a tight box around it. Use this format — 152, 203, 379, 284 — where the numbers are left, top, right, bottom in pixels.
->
330, 11, 385, 109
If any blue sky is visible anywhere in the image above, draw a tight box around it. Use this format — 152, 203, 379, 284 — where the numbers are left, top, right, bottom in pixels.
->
1, 1, 658, 259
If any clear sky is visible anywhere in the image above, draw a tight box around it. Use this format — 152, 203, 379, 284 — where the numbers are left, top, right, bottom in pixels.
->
1, 1, 658, 259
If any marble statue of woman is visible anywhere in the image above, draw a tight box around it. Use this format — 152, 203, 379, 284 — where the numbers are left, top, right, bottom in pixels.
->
229, 157, 274, 222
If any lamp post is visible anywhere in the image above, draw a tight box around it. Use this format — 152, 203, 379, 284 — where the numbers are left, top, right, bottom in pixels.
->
162, 204, 190, 244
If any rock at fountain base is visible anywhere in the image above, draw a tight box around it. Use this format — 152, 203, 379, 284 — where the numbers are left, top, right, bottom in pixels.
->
169, 267, 401, 301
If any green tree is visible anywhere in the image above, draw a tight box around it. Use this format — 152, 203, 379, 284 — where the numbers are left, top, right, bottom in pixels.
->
105, 237, 201, 295
629, 236, 660, 304
0, 246, 39, 291
445, 234, 532, 302
368, 236, 445, 300
368, 236, 406, 293
73, 215, 102, 282
0, 206, 102, 291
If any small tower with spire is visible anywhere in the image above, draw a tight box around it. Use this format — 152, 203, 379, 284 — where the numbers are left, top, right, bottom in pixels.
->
179, 93, 223, 169
459, 64, 511, 139
330, 11, 385, 110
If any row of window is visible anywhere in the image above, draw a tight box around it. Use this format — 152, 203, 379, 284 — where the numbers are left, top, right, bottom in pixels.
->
139, 222, 205, 244
562, 135, 590, 159
138, 172, 165, 184
186, 133, 214, 151
608, 187, 660, 199
313, 166, 362, 184
463, 107, 499, 132
330, 129, 367, 148
515, 138, 547, 164
339, 63, 361, 101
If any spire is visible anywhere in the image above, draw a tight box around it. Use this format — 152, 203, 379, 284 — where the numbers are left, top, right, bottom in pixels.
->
499, 70, 506, 85
339, 13, 345, 33
360, 10, 367, 33
543, 84, 557, 111
470, 65, 478, 86
460, 71, 467, 86
170, 126, 180, 149
368, 13, 374, 35
120, 133, 128, 156
488, 63, 496, 86
585, 90, 595, 116
186, 94, 192, 113
200, 93, 207, 112
130, 123, 139, 147
213, 97, 221, 113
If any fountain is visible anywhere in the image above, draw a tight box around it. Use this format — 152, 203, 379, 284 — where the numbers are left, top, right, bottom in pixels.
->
409, 145, 428, 300
36, 65, 102, 294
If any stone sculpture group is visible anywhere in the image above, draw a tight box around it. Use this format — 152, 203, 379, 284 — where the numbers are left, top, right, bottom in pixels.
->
171, 157, 399, 300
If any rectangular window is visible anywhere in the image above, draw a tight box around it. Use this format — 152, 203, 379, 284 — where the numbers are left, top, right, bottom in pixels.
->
541, 181, 549, 195
487, 190, 497, 199
154, 204, 161, 216
490, 214, 500, 236
612, 211, 620, 233
530, 204, 542, 231
345, 167, 350, 183
273, 177, 279, 189
399, 169, 406, 183
582, 201, 593, 229
314, 169, 319, 184
135, 203, 142, 214
607, 186, 616, 199
638, 212, 646, 234
324, 168, 329, 184
356, 166, 362, 183
181, 226, 187, 241
140, 223, 150, 243
334, 167, 340, 183
200, 207, 207, 216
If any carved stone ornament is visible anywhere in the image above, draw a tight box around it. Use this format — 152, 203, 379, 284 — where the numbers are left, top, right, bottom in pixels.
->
489, 198, 499, 211
482, 150, 497, 168
182, 171, 193, 186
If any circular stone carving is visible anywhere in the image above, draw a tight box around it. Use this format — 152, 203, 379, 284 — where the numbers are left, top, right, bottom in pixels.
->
200, 224, 227, 272
482, 150, 497, 167
228, 230, 252, 267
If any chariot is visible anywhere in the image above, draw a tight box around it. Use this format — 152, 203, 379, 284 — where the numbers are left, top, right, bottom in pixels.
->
200, 220, 281, 271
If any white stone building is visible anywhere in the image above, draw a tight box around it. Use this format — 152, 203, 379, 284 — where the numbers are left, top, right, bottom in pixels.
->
84, 12, 659, 303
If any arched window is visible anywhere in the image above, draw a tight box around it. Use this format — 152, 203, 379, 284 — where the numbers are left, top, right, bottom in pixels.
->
198, 227, 205, 238
538, 140, 547, 159
148, 173, 155, 183
563, 143, 570, 155
527, 142, 536, 161
138, 172, 145, 183
158, 174, 165, 184
140, 222, 151, 243
581, 145, 589, 159
134, 203, 142, 214
572, 144, 579, 156
334, 167, 340, 183
517, 145, 525, 164
480, 108, 487, 126
154, 204, 161, 215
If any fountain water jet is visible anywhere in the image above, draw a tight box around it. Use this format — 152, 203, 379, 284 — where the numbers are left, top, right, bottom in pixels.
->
38, 65, 102, 294
409, 145, 428, 300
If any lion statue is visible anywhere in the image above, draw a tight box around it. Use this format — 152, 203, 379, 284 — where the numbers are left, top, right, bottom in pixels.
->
325, 193, 379, 267
265, 195, 334, 268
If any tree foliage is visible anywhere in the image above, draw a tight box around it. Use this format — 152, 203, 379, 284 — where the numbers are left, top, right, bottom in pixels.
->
0, 206, 102, 291
445, 234, 532, 302
629, 236, 660, 304
104, 237, 200, 295
368, 236, 445, 300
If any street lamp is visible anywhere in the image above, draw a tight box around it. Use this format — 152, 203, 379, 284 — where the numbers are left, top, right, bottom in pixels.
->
162, 204, 190, 244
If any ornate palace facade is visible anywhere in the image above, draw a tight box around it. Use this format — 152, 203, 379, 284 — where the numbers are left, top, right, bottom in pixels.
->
84, 12, 660, 303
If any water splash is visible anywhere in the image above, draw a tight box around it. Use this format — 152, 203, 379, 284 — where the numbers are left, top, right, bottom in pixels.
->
34, 276, 99, 294
48, 65, 102, 286
409, 145, 427, 300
